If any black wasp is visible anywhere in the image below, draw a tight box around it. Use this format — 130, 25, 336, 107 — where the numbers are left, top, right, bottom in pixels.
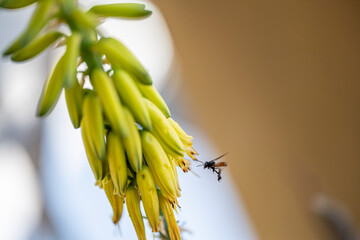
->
197, 153, 228, 181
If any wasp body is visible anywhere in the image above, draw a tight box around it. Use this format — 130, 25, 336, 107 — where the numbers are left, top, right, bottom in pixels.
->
198, 153, 228, 181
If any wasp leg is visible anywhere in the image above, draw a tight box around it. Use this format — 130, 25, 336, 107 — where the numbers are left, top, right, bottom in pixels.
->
216, 168, 222, 182
213, 168, 220, 174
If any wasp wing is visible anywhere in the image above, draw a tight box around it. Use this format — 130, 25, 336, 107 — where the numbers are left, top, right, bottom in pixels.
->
214, 162, 228, 168
210, 152, 229, 162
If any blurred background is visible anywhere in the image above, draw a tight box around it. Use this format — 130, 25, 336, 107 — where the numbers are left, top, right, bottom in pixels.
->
1, 0, 360, 240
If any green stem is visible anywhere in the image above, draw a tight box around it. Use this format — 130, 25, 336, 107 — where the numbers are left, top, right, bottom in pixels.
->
57, 0, 103, 76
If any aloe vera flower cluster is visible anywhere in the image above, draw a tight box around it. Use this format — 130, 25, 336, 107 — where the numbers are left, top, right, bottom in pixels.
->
1, 0, 198, 239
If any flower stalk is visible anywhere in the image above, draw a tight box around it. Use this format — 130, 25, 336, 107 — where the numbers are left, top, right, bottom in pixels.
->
1, 0, 199, 239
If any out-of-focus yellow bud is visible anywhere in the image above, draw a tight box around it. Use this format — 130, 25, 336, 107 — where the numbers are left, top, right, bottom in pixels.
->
122, 106, 142, 172
146, 100, 184, 157
107, 131, 128, 196
141, 130, 179, 203
136, 165, 159, 232
103, 177, 124, 224
81, 120, 107, 187
82, 90, 106, 161
90, 69, 129, 138
89, 3, 152, 19
158, 190, 181, 240
126, 184, 146, 240
113, 69, 151, 130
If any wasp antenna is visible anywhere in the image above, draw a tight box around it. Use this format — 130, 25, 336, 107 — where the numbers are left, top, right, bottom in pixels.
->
196, 164, 203, 167
189, 169, 200, 178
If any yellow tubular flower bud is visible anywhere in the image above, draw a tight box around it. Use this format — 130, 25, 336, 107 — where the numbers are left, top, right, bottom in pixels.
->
36, 54, 66, 117
136, 83, 171, 118
90, 69, 129, 138
103, 177, 124, 224
82, 91, 106, 161
136, 165, 160, 232
126, 184, 146, 240
158, 190, 181, 240
168, 118, 193, 141
92, 37, 152, 85
89, 3, 152, 19
151, 130, 183, 160
10, 30, 63, 62
168, 155, 181, 192
122, 107, 142, 172
167, 118, 198, 160
107, 131, 128, 196
65, 77, 83, 129
81, 119, 107, 187
150, 166, 180, 202
3, 0, 58, 55
112, 69, 151, 130
146, 100, 184, 157
63, 32, 82, 88
141, 130, 179, 202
